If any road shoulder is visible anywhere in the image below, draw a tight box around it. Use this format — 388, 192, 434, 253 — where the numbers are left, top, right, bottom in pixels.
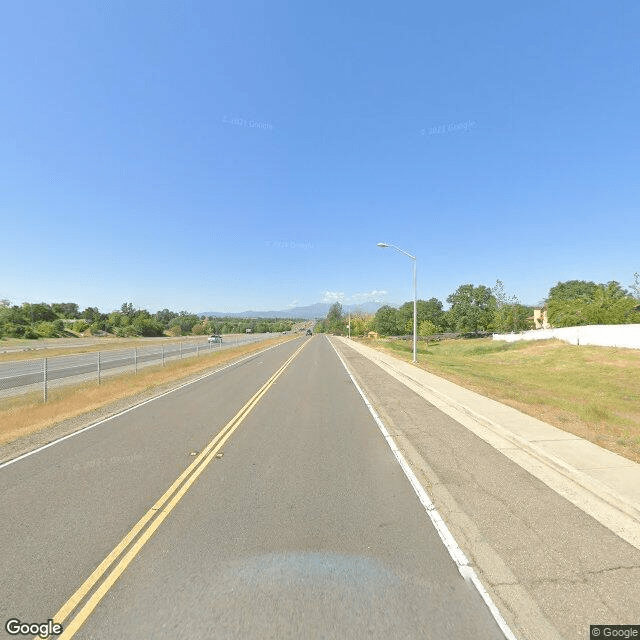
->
335, 337, 640, 549
332, 337, 640, 640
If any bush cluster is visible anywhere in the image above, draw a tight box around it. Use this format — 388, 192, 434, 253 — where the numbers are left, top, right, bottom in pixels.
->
0, 300, 297, 340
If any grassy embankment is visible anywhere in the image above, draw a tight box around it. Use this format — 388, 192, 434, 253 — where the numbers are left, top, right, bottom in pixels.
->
360, 336, 640, 464
0, 335, 297, 446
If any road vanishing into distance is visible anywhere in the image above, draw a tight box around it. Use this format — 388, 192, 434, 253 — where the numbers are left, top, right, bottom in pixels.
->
0, 336, 506, 639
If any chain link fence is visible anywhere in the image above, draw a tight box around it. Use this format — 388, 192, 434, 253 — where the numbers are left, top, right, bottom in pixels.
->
0, 333, 274, 402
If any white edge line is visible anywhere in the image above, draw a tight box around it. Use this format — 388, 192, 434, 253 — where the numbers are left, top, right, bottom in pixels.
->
328, 337, 518, 640
0, 338, 299, 471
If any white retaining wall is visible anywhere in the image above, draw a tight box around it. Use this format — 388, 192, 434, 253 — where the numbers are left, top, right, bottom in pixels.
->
493, 324, 640, 349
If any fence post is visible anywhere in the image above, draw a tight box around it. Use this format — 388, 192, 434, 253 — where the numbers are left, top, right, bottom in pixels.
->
98, 351, 101, 385
180, 342, 183, 359
197, 344, 199, 356
43, 357, 48, 403
162, 346, 165, 366
134, 348, 138, 374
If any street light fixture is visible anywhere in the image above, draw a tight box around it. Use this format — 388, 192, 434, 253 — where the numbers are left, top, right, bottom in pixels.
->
377, 242, 418, 364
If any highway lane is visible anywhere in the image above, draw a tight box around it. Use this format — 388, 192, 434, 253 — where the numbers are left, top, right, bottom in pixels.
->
0, 334, 272, 397
0, 335, 505, 639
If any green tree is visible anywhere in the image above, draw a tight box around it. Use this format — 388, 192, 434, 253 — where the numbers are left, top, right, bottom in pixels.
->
492, 280, 532, 332
155, 308, 179, 327
547, 280, 598, 302
0, 305, 28, 326
192, 323, 207, 335
418, 320, 438, 337
132, 317, 165, 336
89, 319, 108, 333
35, 320, 64, 337
349, 313, 374, 337
82, 307, 101, 322
373, 305, 401, 336
120, 302, 136, 318
52, 302, 79, 318
398, 302, 416, 334
547, 280, 638, 327
22, 303, 56, 322
108, 311, 126, 328
421, 298, 447, 331
629, 273, 640, 301
446, 284, 497, 333
398, 298, 448, 334
72, 320, 89, 333
583, 282, 637, 324
169, 312, 200, 334
326, 302, 346, 334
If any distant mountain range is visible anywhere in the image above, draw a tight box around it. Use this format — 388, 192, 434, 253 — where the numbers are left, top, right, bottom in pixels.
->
198, 301, 387, 320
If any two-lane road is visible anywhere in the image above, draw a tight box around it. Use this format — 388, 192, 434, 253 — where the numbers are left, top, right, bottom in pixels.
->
0, 336, 506, 639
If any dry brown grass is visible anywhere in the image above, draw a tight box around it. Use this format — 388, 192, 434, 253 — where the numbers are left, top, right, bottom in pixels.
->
0, 336, 297, 445
361, 337, 640, 464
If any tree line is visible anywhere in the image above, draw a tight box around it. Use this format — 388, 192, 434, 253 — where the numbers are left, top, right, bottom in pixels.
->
0, 300, 297, 339
314, 276, 640, 337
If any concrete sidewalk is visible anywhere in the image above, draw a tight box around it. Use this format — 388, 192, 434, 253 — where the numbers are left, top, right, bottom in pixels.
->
335, 337, 640, 551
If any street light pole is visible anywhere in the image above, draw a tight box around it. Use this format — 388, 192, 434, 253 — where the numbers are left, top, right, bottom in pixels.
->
377, 242, 418, 364
412, 256, 417, 363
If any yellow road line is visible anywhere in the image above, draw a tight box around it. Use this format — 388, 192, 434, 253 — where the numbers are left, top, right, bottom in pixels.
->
50, 339, 308, 639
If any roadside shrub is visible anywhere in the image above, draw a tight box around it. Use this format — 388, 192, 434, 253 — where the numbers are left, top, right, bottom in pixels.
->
2, 323, 25, 337
132, 317, 164, 337
89, 321, 109, 334
34, 322, 58, 337
33, 320, 64, 337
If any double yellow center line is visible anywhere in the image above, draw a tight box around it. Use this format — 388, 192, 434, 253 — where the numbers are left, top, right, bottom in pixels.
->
51, 338, 309, 639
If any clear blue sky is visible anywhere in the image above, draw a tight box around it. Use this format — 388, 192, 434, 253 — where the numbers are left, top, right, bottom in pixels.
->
2, 1, 638, 313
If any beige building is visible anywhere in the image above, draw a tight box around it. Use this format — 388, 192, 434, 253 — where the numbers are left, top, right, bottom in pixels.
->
533, 308, 550, 329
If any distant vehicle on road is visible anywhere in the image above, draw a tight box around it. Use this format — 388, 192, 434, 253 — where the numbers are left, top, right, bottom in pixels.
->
208, 335, 222, 343
306, 329, 312, 335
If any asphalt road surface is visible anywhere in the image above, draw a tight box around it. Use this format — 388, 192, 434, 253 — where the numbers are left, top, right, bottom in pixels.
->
0, 334, 272, 397
0, 336, 505, 639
